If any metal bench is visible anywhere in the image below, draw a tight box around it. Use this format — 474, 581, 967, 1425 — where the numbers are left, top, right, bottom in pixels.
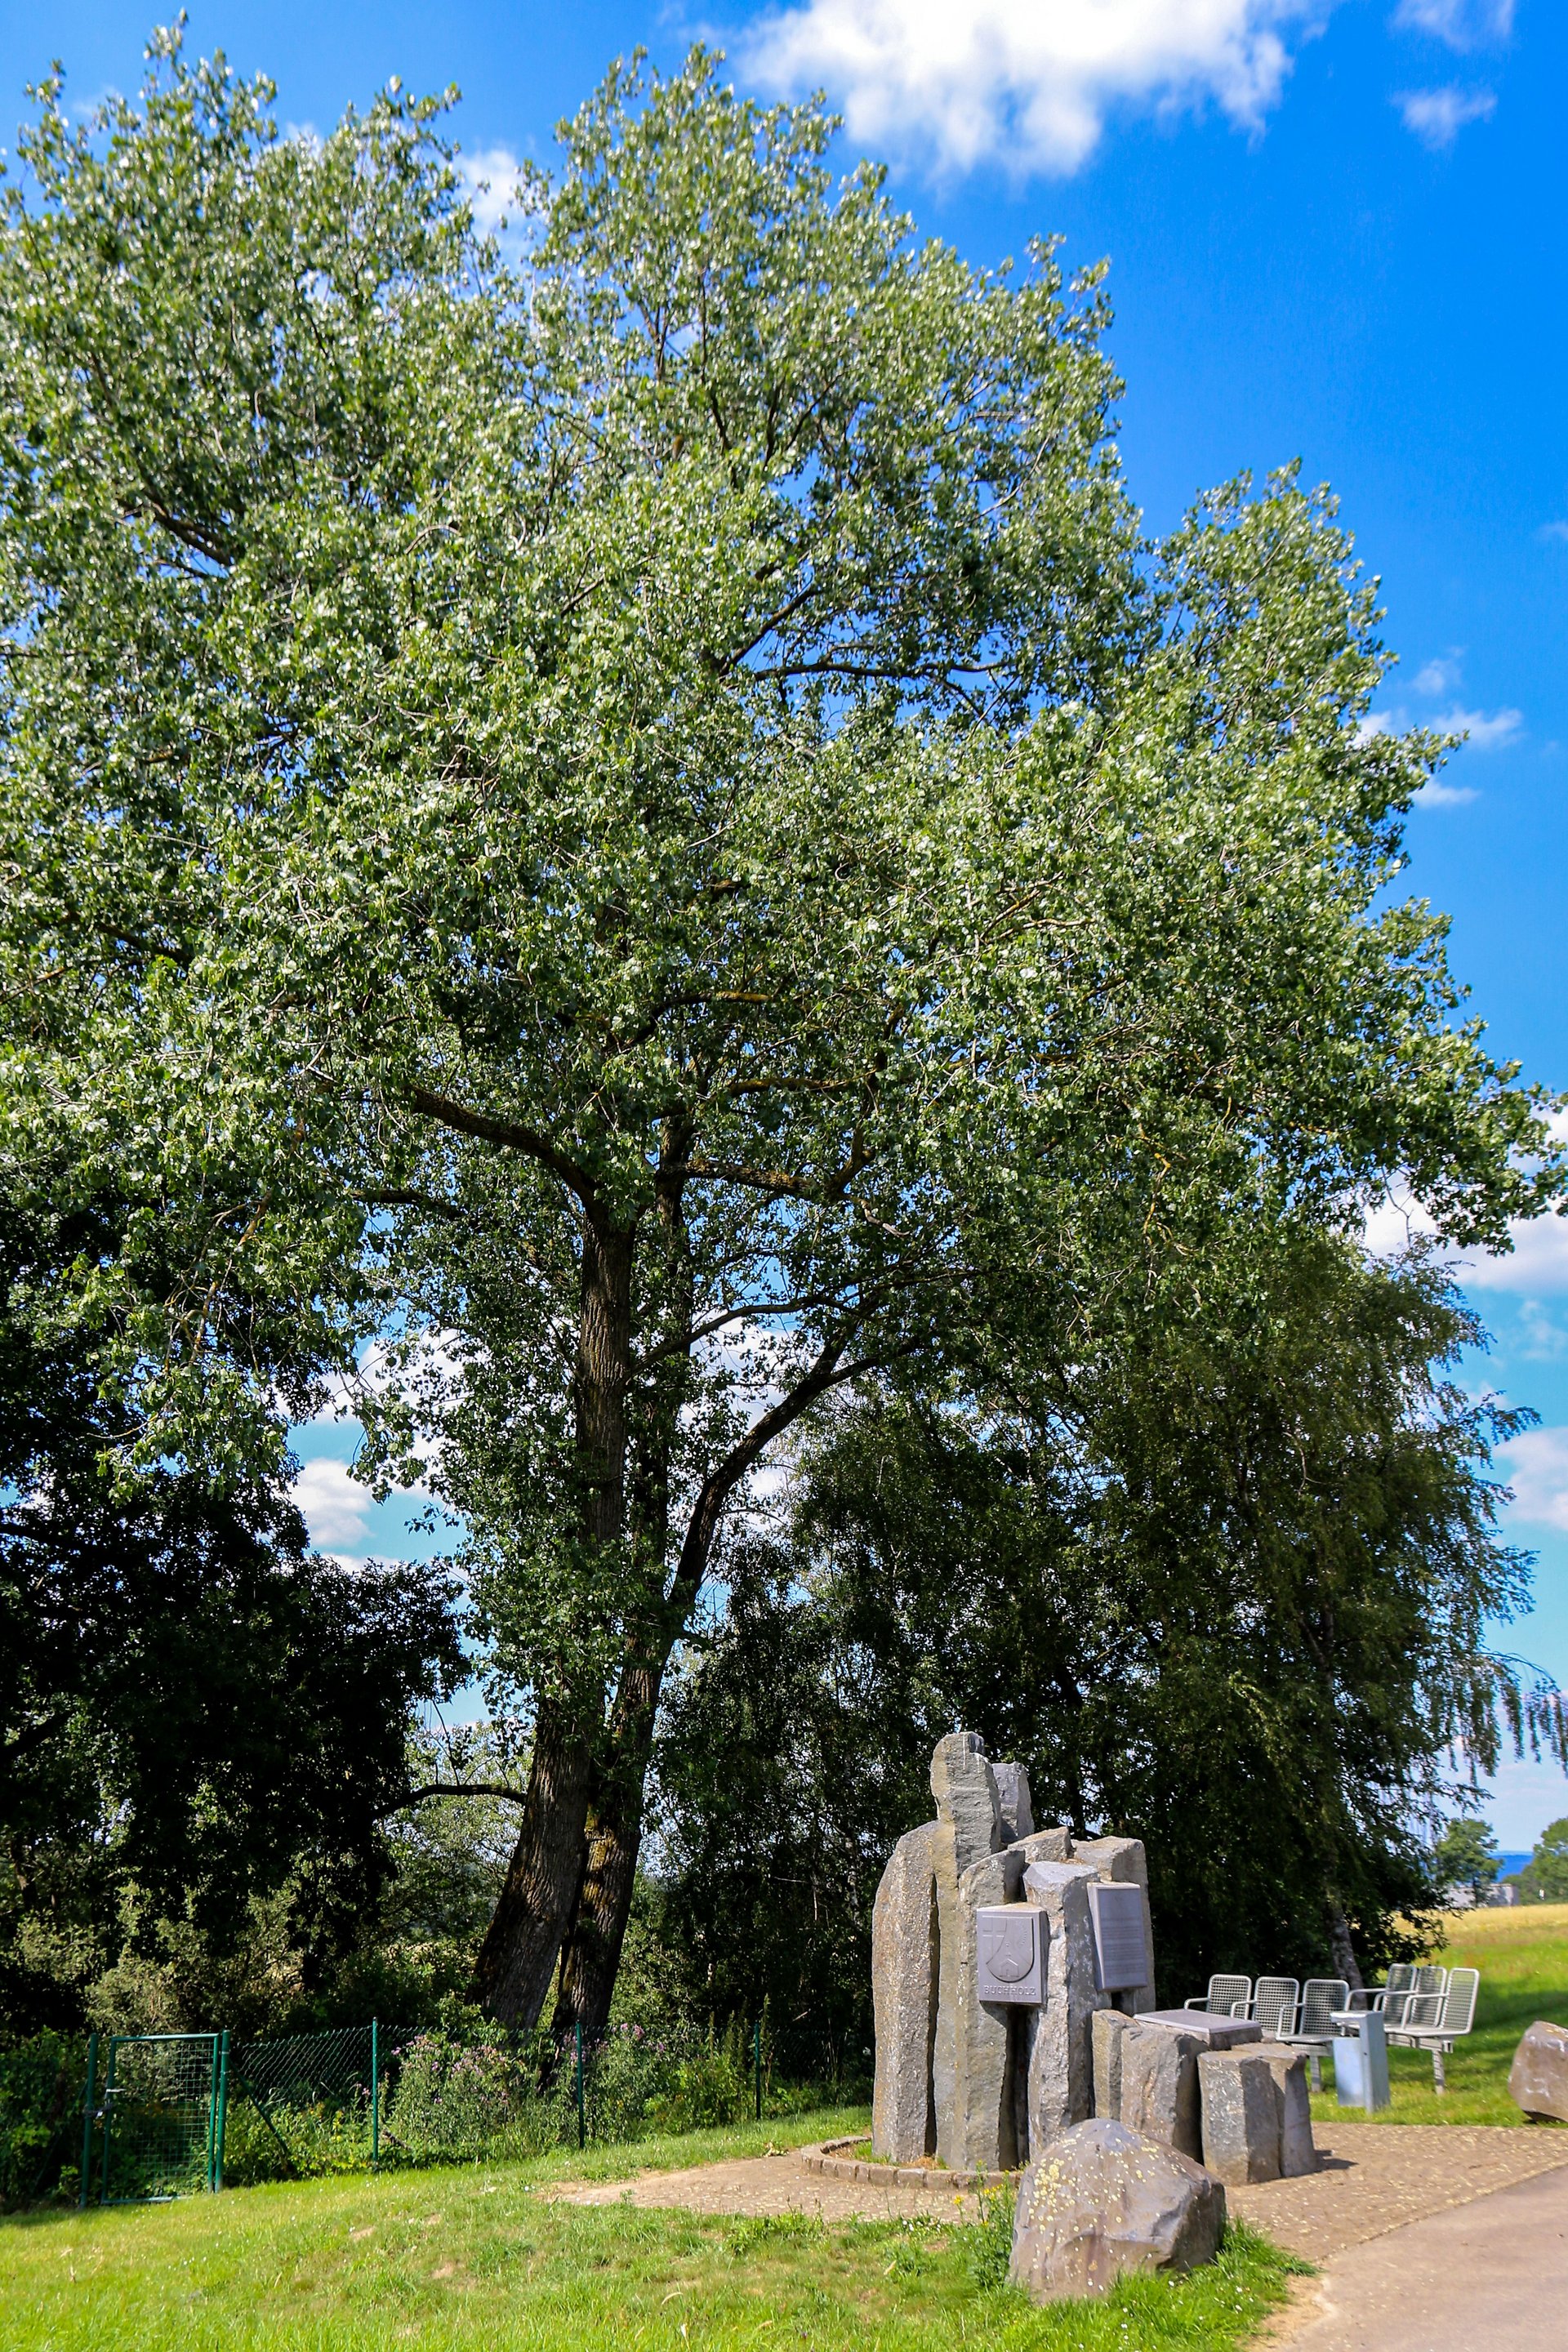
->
1386, 1967, 1479, 2091
1274, 1977, 1349, 2091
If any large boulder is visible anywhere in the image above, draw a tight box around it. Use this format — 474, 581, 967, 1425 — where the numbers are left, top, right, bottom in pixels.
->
1509, 2020, 1568, 2122
1010, 2118, 1226, 2302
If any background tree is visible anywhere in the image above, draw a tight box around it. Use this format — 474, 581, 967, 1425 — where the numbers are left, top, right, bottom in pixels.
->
1432, 1818, 1502, 1896
1516, 1820, 1568, 1903
643, 1228, 1562, 2021
2, 33, 1559, 2041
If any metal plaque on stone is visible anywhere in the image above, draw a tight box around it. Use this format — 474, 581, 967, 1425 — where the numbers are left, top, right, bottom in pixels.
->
975, 1904, 1044, 2005
1087, 1880, 1150, 1993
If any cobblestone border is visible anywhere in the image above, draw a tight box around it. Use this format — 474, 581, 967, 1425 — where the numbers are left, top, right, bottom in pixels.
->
799, 2136, 1018, 2192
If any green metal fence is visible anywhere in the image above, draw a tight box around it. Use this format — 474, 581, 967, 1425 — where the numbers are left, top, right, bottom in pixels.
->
64, 2013, 864, 2204
87, 2032, 227, 2204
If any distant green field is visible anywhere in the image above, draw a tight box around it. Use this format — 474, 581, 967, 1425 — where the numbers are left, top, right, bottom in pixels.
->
1307, 1901, 1568, 2128
0, 2105, 1302, 2352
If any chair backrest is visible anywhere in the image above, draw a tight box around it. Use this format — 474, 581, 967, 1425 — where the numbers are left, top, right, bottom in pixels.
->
1383, 1963, 1417, 1998
1414, 1964, 1449, 1996
1253, 1976, 1299, 2037
1298, 1978, 1349, 2037
1206, 1974, 1251, 2015
1401, 1990, 1446, 2030
1439, 1967, 1480, 2034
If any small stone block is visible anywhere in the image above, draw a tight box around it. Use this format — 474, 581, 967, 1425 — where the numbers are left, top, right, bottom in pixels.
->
1197, 2049, 1282, 2185
1093, 2008, 1133, 2121
1252, 2043, 1316, 2177
1119, 2021, 1201, 2159
976, 1904, 1045, 2004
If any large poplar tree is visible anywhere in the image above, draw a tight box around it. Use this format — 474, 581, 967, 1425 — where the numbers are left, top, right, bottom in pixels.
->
2, 32, 1558, 2030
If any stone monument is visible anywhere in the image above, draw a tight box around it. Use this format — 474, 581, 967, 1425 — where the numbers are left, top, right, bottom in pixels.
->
871, 1731, 1158, 2170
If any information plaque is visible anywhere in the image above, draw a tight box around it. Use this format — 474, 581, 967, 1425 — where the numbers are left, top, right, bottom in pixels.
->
1087, 1880, 1149, 1993
975, 1904, 1044, 2005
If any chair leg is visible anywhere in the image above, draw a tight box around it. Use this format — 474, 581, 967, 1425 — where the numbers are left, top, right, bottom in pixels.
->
1433, 2048, 1446, 2094
1310, 2056, 1321, 2093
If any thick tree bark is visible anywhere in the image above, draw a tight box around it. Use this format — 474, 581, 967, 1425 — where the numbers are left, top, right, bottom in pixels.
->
1327, 1899, 1365, 1993
551, 1650, 665, 2036
471, 1215, 634, 2027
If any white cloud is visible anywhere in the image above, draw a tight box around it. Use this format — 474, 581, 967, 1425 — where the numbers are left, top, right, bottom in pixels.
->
1395, 84, 1496, 145
1462, 1213, 1568, 1297
1541, 522, 1568, 545
1392, 0, 1513, 51
1432, 702, 1522, 751
1472, 1750, 1568, 1855
747, 0, 1334, 177
1418, 777, 1477, 805
1497, 1429, 1568, 1533
1413, 654, 1462, 695
291, 1457, 376, 1550
457, 146, 526, 238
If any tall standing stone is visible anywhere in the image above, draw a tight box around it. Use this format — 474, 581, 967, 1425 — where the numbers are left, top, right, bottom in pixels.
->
930, 1731, 1002, 1873
1073, 1836, 1156, 2012
871, 1822, 939, 2161
933, 1844, 1022, 2171
992, 1761, 1035, 1843
1253, 2043, 1316, 2177
1018, 1860, 1107, 2159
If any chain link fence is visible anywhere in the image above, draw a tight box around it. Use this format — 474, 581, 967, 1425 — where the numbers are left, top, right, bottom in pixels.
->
2, 2011, 869, 2207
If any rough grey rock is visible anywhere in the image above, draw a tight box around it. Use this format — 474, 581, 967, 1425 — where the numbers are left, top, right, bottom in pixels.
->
1119, 2020, 1202, 2159
1509, 2020, 1568, 2122
1197, 2048, 1283, 2185
933, 1842, 1022, 2171
1009, 2118, 1226, 2302
1073, 1836, 1156, 2011
929, 1731, 1002, 1876
871, 1822, 938, 2162
1092, 2007, 1133, 2122
1018, 1860, 1107, 2158
992, 1760, 1035, 1843
1251, 2042, 1316, 2178
1010, 1824, 1073, 1866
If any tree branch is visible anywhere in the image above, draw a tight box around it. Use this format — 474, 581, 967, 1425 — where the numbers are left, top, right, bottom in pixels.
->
402, 1085, 597, 1205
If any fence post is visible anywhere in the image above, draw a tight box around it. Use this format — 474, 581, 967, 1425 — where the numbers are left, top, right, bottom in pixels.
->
213, 2031, 230, 2191
78, 2033, 98, 2209
754, 2017, 762, 2122
371, 2019, 381, 2171
575, 2020, 585, 2149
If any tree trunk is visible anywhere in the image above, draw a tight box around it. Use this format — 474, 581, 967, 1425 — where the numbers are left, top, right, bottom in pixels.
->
1327, 1899, 1364, 1993
551, 1650, 664, 2037
471, 1215, 635, 2027
470, 1695, 595, 2025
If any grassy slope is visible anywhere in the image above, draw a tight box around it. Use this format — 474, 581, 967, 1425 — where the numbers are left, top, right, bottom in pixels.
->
0, 2107, 1300, 2352
1307, 1900, 1568, 2128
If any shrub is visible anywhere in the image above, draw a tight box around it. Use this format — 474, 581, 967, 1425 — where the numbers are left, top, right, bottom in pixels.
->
0, 2032, 85, 2208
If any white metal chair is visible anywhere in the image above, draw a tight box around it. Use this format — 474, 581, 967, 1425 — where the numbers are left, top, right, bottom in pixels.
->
1243, 1976, 1300, 2038
1347, 1962, 1415, 2013
1275, 1979, 1348, 2091
1183, 1974, 1251, 2017
1386, 1967, 1479, 2091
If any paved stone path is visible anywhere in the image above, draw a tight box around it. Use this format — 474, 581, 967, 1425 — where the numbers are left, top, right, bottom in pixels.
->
545, 2123, 1568, 2258
1277, 2159, 1568, 2350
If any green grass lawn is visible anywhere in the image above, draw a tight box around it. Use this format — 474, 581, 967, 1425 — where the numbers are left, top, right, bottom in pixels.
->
0, 2105, 1301, 2352
1307, 1900, 1568, 2129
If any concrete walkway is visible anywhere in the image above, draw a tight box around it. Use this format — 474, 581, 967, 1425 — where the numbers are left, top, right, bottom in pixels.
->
1281, 2159, 1568, 2350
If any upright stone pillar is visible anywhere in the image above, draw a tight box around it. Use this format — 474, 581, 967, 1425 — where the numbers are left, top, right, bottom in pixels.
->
871, 1823, 939, 2161
992, 1761, 1035, 1844
929, 1735, 1011, 2172
1018, 1859, 1107, 2159
1073, 1836, 1156, 2013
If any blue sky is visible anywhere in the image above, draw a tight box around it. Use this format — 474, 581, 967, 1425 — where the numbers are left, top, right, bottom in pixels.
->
8, 0, 1564, 1846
